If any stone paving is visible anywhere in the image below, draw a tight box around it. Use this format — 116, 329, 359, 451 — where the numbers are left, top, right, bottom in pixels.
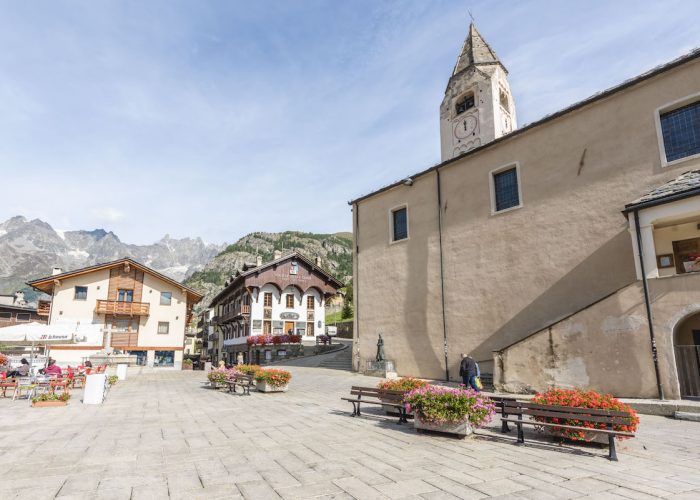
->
0, 367, 699, 499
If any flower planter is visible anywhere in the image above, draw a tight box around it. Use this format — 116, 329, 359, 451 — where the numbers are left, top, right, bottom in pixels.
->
546, 428, 609, 444
256, 381, 288, 393
32, 400, 68, 408
382, 404, 414, 418
414, 416, 473, 437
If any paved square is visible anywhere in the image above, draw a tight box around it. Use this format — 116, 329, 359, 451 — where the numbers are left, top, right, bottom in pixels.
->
0, 367, 698, 499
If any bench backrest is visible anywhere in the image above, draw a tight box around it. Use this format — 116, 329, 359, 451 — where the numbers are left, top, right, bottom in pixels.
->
503, 400, 633, 425
350, 386, 405, 403
228, 373, 254, 382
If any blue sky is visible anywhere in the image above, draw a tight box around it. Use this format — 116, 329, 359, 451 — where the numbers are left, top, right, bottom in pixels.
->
1, 0, 698, 245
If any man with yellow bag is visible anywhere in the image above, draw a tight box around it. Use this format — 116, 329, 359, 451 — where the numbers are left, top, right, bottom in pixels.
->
459, 353, 481, 392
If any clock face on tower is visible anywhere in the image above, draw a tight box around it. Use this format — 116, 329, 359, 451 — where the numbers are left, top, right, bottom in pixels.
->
454, 115, 477, 139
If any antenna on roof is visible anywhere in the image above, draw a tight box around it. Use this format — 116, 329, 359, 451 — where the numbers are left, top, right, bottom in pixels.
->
468, 9, 475, 23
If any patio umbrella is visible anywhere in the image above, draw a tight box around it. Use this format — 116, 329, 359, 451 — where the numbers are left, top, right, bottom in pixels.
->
0, 323, 76, 372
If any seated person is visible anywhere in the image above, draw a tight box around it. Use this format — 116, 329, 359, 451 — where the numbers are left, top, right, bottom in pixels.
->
42, 360, 62, 376
7, 358, 30, 378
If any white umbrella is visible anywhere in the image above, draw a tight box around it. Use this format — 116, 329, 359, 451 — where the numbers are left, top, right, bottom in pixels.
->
0, 322, 76, 372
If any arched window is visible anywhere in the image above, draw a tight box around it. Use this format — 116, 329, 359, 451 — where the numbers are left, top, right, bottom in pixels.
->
456, 93, 475, 115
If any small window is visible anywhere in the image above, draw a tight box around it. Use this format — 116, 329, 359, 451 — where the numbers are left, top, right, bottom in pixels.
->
456, 93, 475, 115
286, 294, 295, 308
492, 167, 521, 212
306, 295, 315, 310
290, 262, 299, 275
160, 292, 172, 306
263, 292, 272, 308
74, 286, 88, 300
307, 322, 315, 336
391, 207, 408, 242
117, 289, 134, 302
16, 313, 30, 322
660, 100, 700, 163
0, 312, 11, 320
263, 321, 272, 334
499, 88, 509, 110
157, 321, 170, 334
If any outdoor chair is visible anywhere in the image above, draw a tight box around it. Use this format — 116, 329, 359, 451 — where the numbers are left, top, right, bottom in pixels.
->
0, 378, 18, 398
13, 378, 36, 401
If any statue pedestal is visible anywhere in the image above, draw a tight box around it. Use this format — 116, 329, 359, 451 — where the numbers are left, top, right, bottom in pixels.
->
365, 360, 397, 379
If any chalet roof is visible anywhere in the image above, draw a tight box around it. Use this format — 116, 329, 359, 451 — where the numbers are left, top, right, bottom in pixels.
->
624, 170, 700, 213
452, 23, 504, 76
349, 47, 700, 206
26, 257, 204, 304
209, 251, 344, 307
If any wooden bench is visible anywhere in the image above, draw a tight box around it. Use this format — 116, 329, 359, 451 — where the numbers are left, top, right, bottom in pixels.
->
222, 373, 254, 395
341, 386, 408, 424
501, 400, 636, 461
490, 396, 518, 432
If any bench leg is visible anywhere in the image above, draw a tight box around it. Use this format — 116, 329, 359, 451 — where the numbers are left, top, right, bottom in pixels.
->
356, 402, 362, 416
608, 434, 618, 461
350, 402, 358, 416
501, 419, 511, 433
516, 420, 524, 444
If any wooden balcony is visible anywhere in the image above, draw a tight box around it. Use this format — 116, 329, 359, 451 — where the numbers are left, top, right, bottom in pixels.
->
95, 300, 150, 316
219, 304, 251, 323
37, 300, 51, 316
111, 331, 139, 348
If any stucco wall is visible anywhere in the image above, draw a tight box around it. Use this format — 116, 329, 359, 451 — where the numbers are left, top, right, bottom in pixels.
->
137, 272, 188, 349
49, 269, 110, 326
496, 272, 700, 399
354, 56, 700, 388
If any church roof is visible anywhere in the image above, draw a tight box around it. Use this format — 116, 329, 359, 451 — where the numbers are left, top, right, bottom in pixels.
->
452, 23, 504, 76
624, 170, 700, 212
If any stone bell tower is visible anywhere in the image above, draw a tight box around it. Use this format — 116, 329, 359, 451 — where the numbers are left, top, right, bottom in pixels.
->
440, 23, 516, 162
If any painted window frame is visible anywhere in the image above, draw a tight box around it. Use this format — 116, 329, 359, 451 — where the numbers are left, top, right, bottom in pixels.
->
306, 295, 315, 310
655, 92, 700, 167
285, 294, 295, 309
160, 292, 172, 306
74, 286, 88, 301
389, 204, 409, 244
489, 162, 523, 215
157, 321, 170, 335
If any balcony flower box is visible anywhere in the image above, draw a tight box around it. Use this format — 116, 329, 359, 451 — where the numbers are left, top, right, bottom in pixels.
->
254, 369, 291, 393
405, 386, 496, 438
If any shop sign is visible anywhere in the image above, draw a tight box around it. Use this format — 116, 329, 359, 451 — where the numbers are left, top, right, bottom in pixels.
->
280, 312, 299, 320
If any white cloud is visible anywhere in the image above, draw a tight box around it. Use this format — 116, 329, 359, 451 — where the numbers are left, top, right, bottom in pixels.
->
91, 207, 125, 223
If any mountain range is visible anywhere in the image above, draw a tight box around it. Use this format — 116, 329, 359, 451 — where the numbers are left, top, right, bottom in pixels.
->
0, 216, 353, 307
0, 216, 224, 300
184, 231, 352, 306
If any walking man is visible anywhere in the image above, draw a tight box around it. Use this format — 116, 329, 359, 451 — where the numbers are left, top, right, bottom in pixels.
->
459, 353, 480, 392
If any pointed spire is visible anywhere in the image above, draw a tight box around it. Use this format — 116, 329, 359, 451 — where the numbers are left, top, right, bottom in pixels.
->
452, 23, 504, 76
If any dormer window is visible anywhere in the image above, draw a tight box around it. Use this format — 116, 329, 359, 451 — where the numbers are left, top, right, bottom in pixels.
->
455, 93, 475, 115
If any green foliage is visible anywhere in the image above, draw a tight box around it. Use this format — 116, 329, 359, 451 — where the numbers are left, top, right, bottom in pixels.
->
187, 269, 227, 286
108, 375, 118, 385
341, 300, 353, 320
325, 310, 352, 324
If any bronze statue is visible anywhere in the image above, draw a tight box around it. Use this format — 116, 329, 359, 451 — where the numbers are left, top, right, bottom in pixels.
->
376, 333, 385, 362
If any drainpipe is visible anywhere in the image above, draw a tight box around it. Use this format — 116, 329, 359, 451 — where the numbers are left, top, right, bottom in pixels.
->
353, 203, 360, 372
436, 170, 450, 381
633, 209, 665, 400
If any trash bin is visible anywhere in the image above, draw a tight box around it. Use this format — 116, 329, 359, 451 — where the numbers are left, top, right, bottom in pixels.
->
116, 363, 127, 380
83, 373, 106, 404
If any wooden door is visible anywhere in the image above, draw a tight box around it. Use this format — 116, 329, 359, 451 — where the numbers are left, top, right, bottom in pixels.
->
284, 321, 295, 335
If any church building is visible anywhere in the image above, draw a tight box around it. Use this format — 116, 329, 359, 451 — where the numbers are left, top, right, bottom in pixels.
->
350, 22, 700, 399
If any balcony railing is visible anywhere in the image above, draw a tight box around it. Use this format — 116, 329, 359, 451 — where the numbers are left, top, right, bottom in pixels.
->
219, 304, 251, 323
37, 300, 51, 316
96, 300, 150, 316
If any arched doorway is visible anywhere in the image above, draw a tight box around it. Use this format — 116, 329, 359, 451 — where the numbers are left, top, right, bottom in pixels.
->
674, 313, 700, 399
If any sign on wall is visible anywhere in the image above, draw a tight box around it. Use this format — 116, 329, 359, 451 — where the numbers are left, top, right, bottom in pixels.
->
280, 312, 300, 320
